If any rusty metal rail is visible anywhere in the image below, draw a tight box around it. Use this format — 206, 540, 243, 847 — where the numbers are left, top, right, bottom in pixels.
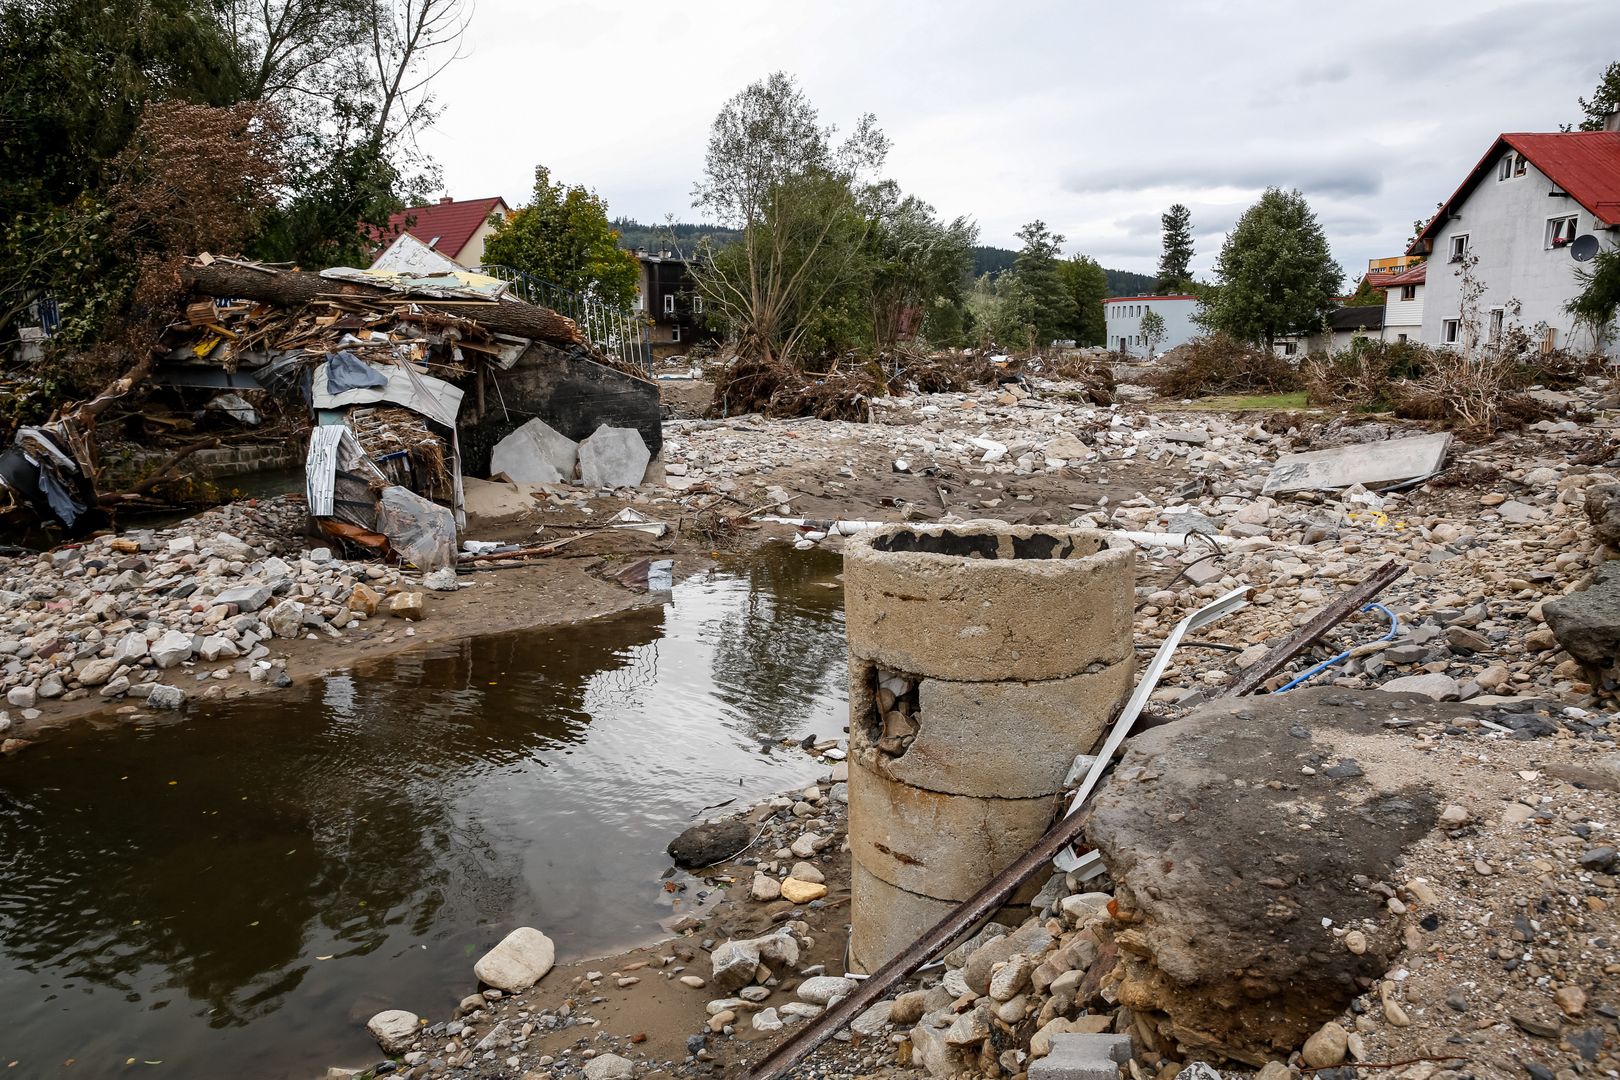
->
1220, 557, 1406, 698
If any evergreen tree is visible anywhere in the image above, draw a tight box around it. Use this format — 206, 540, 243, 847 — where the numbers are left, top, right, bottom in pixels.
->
1156, 203, 1195, 291
1010, 220, 1074, 347
1055, 255, 1108, 346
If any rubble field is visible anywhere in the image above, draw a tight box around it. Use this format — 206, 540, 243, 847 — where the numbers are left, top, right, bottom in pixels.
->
3, 362, 1618, 1080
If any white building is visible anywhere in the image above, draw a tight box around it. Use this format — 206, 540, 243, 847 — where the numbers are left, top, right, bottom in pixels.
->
1103, 295, 1200, 358
1408, 128, 1620, 354
1377, 262, 1426, 344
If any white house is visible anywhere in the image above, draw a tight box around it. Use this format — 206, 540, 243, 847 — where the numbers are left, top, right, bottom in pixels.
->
1103, 294, 1200, 358
1377, 262, 1425, 344
1408, 128, 1620, 354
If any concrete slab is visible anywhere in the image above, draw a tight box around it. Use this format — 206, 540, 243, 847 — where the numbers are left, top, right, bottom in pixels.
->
577, 425, 651, 489
490, 418, 577, 485
1029, 1033, 1133, 1080
1262, 432, 1452, 495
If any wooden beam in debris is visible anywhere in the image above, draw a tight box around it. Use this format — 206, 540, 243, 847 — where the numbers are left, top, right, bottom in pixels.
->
179, 263, 586, 348
1219, 557, 1407, 698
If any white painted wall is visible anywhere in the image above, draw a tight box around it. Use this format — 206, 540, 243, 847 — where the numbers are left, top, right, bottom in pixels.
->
1422, 153, 1619, 354
1381, 284, 1424, 342
455, 205, 509, 268
1104, 297, 1201, 358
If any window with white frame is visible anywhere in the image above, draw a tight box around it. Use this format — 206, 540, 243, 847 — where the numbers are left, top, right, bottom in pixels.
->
1514, 152, 1527, 176
1282, 341, 1297, 356
1400, 285, 1416, 301
671, 326, 681, 343
1442, 319, 1461, 344
1448, 234, 1468, 263
692, 296, 704, 314
1488, 308, 1504, 343
663, 293, 676, 314
1547, 215, 1579, 248
1497, 155, 1513, 181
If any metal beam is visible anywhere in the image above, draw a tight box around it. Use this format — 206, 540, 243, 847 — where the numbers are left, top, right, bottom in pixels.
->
1220, 557, 1406, 698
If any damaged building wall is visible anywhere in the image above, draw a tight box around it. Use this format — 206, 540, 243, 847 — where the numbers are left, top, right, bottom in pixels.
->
458, 342, 663, 477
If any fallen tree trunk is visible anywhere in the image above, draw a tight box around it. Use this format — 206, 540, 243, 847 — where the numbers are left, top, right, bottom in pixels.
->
179, 263, 586, 347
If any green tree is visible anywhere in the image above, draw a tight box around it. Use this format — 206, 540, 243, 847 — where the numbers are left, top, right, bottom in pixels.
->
481, 165, 642, 309
1055, 255, 1108, 346
1567, 248, 1620, 349
865, 187, 976, 348
1343, 275, 1383, 307
1009, 220, 1074, 347
1139, 308, 1167, 357
1197, 187, 1342, 352
1156, 203, 1195, 291
1577, 61, 1620, 131
690, 72, 888, 367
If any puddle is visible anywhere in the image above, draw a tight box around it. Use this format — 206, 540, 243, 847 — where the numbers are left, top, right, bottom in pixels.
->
0, 546, 848, 1078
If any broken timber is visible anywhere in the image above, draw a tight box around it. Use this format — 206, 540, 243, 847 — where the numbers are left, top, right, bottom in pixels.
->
179, 263, 586, 348
1219, 557, 1407, 698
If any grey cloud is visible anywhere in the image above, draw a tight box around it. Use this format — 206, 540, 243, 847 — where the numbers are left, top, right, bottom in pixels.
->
1065, 156, 1383, 199
1295, 61, 1352, 87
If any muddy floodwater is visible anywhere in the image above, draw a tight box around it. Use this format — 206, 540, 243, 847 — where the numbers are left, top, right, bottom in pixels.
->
0, 547, 848, 1079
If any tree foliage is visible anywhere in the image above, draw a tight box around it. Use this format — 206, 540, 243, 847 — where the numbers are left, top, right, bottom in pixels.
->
1007, 220, 1074, 347
1139, 309, 1167, 357
1197, 187, 1342, 351
690, 72, 892, 367
1156, 203, 1195, 292
1055, 255, 1108, 346
865, 188, 976, 348
1567, 248, 1620, 348
1343, 275, 1383, 308
1577, 61, 1620, 131
482, 166, 642, 309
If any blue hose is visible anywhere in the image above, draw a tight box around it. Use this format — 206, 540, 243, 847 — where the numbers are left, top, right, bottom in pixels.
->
1270, 603, 1400, 693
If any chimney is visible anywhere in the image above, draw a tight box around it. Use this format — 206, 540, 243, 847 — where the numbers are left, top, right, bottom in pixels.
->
439, 195, 455, 204
1606, 109, 1620, 133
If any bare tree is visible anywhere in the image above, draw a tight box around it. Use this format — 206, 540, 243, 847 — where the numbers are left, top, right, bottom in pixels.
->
364, 0, 472, 150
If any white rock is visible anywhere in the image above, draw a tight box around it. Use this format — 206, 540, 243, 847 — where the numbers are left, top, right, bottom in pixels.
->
797, 976, 857, 1005
751, 1007, 783, 1032
582, 1053, 636, 1080
578, 425, 651, 489
473, 927, 555, 992
366, 1009, 420, 1054
149, 629, 193, 669
1379, 673, 1461, 701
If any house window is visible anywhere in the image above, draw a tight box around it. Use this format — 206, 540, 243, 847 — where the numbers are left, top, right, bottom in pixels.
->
662, 293, 676, 314
1547, 215, 1579, 248
1400, 285, 1416, 301
1497, 155, 1513, 181
692, 296, 704, 314
1442, 318, 1461, 344
671, 326, 681, 343
1488, 308, 1504, 343
1282, 341, 1297, 356
1514, 152, 1527, 176
1448, 234, 1469, 263
1397, 333, 1408, 344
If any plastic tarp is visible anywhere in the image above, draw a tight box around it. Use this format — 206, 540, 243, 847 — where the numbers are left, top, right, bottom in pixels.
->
326, 350, 388, 393
319, 265, 510, 301
374, 485, 456, 572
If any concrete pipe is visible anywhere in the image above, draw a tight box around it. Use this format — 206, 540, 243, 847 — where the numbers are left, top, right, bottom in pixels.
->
843, 521, 1134, 971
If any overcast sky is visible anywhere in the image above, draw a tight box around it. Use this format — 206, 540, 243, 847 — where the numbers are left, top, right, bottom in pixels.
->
419, 0, 1620, 285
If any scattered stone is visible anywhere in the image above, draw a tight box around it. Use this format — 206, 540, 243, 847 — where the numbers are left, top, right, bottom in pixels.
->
473, 927, 555, 992
668, 819, 751, 868
366, 1009, 420, 1054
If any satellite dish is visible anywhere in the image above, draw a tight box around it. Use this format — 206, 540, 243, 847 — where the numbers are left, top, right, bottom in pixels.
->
1570, 234, 1600, 262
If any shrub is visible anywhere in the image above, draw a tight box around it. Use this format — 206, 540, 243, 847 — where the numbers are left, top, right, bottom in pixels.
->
1146, 334, 1302, 399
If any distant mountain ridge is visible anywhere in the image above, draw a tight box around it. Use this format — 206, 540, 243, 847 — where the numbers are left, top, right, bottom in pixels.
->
972, 246, 1156, 297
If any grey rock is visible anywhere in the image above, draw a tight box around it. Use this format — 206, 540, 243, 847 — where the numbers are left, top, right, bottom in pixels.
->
797, 976, 857, 1005
215, 585, 273, 612
149, 629, 193, 669
709, 939, 762, 994
668, 819, 751, 868
145, 684, 186, 710
1545, 563, 1620, 676
584, 1054, 635, 1080
111, 633, 149, 667
5, 685, 35, 708
266, 600, 304, 639
366, 1009, 420, 1054
1379, 673, 1461, 701
422, 567, 459, 592
77, 656, 119, 687
1584, 483, 1620, 546
473, 926, 555, 992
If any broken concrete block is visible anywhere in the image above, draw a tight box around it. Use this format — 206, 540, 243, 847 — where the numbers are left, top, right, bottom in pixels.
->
577, 425, 651, 489
1029, 1032, 1132, 1077
1262, 432, 1452, 495
215, 584, 274, 612
149, 629, 193, 669
1378, 672, 1461, 701
490, 418, 578, 485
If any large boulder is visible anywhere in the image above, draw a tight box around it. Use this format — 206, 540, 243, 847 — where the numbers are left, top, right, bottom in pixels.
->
1083, 688, 1443, 1065
1544, 562, 1620, 689
490, 418, 578, 485
667, 818, 751, 868
474, 926, 555, 992
366, 1009, 420, 1054
1584, 482, 1620, 546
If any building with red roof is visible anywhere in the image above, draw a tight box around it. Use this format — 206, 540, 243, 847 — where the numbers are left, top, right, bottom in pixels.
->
1406, 125, 1619, 355
377, 195, 511, 268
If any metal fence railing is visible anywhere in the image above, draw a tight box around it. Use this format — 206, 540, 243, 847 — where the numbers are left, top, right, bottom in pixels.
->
475, 264, 652, 377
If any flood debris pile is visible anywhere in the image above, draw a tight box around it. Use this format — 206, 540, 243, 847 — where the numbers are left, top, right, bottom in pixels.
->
0, 506, 428, 741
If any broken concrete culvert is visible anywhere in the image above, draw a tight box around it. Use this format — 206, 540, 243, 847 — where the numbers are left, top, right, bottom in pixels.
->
1082, 688, 1442, 1065
842, 520, 1135, 972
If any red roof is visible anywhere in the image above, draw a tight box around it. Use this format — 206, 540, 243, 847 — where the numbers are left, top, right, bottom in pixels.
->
381, 196, 508, 261
1102, 294, 1198, 303
1409, 132, 1620, 254
1376, 262, 1427, 288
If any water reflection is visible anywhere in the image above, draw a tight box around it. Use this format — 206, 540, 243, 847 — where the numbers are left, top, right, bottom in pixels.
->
0, 546, 847, 1078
